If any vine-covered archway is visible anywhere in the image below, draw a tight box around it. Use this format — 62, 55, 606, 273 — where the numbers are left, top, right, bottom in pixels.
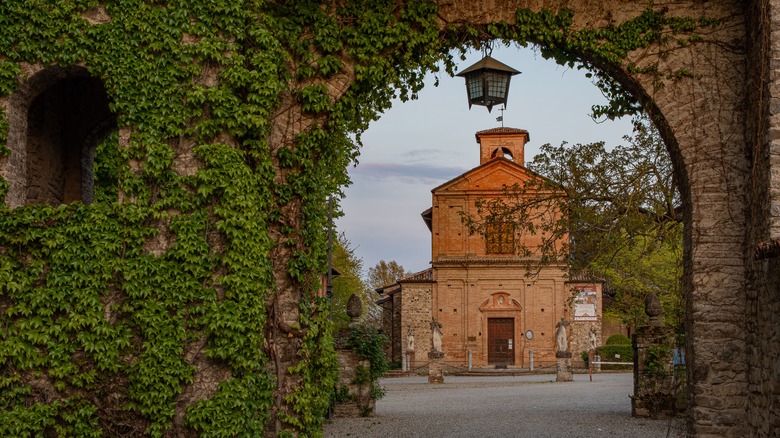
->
0, 1, 773, 436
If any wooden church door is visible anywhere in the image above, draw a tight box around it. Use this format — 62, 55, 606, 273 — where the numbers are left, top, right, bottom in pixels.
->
488, 318, 515, 366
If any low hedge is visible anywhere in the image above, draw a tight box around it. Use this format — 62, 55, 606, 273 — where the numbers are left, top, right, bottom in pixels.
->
606, 334, 631, 345
595, 344, 633, 370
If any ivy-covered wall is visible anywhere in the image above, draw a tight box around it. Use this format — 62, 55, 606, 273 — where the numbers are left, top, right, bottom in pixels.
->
0, 1, 446, 436
0, 0, 759, 436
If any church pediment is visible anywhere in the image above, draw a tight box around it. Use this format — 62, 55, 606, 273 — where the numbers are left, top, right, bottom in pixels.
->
433, 159, 542, 193
479, 292, 522, 312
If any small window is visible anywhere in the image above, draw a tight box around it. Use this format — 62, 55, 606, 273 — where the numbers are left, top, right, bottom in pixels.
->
486, 221, 514, 254
490, 147, 513, 161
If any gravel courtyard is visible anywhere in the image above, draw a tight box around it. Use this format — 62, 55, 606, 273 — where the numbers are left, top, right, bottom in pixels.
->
324, 373, 682, 437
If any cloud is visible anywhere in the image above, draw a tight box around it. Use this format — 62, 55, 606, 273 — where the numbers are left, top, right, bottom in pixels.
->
350, 162, 467, 184
401, 149, 444, 162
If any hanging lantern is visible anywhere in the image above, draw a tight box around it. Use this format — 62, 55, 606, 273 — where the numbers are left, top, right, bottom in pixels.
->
456, 55, 521, 113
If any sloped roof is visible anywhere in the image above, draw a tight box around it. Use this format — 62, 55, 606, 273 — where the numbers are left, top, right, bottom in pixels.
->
475, 127, 530, 142
375, 268, 433, 295
421, 207, 432, 232
456, 56, 521, 76
566, 269, 605, 283
398, 268, 433, 282
430, 156, 555, 193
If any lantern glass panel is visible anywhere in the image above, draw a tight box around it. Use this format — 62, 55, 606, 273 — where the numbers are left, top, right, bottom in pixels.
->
467, 73, 483, 99
486, 71, 509, 99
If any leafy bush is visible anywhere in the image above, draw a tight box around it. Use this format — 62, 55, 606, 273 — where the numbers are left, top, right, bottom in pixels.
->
347, 325, 389, 403
596, 344, 633, 370
606, 334, 631, 345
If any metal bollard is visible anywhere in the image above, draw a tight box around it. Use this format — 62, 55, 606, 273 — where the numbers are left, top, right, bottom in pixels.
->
529, 350, 534, 371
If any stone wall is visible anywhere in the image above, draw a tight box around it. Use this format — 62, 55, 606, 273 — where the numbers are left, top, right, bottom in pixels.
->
378, 289, 402, 365
569, 321, 599, 367
745, 0, 780, 435
334, 340, 375, 417
632, 326, 676, 418
400, 281, 432, 368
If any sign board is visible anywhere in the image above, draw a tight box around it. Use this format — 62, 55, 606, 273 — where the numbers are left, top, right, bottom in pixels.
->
573, 285, 598, 321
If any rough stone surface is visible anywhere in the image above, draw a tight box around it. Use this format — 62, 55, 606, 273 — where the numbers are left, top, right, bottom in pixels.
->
632, 326, 677, 418
555, 357, 573, 382
334, 330, 376, 418
400, 279, 433, 366
427, 351, 445, 384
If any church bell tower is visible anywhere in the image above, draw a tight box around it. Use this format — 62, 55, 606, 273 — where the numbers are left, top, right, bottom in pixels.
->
475, 127, 530, 166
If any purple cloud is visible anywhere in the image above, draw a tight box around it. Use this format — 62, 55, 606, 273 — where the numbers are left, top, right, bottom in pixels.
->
350, 162, 467, 184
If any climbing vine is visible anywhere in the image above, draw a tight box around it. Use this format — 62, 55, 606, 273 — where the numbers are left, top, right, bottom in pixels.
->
442, 7, 718, 120
0, 1, 716, 436
347, 325, 389, 402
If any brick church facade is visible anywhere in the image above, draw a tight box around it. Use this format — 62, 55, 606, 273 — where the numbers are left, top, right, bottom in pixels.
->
378, 127, 606, 369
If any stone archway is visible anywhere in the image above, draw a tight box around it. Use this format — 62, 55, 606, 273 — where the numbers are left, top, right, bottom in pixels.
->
426, 2, 759, 436
0, 2, 777, 436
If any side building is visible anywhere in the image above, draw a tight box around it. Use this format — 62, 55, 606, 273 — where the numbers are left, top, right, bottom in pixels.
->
378, 127, 609, 369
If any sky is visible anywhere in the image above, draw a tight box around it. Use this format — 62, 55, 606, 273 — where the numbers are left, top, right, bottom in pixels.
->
336, 44, 635, 277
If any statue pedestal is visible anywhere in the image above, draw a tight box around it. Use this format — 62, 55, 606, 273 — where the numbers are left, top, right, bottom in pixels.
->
406, 351, 415, 372
589, 351, 601, 373
632, 325, 675, 417
428, 351, 445, 384
556, 351, 573, 382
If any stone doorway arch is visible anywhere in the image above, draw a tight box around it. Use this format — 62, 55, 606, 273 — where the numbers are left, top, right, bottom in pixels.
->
423, 2, 765, 435
3, 65, 116, 207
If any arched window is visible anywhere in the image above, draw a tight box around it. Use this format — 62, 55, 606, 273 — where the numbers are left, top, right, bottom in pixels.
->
4, 66, 116, 207
490, 147, 514, 161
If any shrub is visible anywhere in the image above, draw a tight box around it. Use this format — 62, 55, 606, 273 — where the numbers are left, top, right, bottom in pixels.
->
347, 326, 389, 401
595, 344, 633, 370
606, 334, 631, 345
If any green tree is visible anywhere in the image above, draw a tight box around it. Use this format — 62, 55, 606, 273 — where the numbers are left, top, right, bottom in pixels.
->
331, 232, 380, 329
365, 260, 408, 328
465, 116, 684, 332
367, 260, 409, 291
594, 225, 684, 333
530, 117, 680, 269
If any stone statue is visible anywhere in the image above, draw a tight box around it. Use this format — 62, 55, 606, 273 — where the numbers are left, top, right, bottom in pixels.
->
555, 317, 569, 353
431, 319, 443, 352
588, 326, 598, 352
406, 327, 415, 352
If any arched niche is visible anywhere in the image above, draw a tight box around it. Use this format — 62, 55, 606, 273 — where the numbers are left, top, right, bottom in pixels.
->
3, 66, 116, 207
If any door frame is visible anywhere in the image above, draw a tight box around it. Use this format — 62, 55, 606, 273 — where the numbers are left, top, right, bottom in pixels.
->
487, 317, 515, 365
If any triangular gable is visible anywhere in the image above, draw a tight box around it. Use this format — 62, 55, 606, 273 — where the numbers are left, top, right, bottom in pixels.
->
432, 158, 554, 193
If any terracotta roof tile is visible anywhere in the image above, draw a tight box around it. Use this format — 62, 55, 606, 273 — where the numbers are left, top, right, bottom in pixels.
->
398, 268, 433, 282
475, 127, 530, 143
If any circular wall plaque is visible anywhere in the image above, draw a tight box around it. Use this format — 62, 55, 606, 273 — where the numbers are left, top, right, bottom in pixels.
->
525, 330, 534, 340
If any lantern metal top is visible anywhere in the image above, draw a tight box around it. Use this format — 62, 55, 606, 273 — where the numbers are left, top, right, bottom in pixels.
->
456, 55, 521, 113
456, 56, 521, 77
